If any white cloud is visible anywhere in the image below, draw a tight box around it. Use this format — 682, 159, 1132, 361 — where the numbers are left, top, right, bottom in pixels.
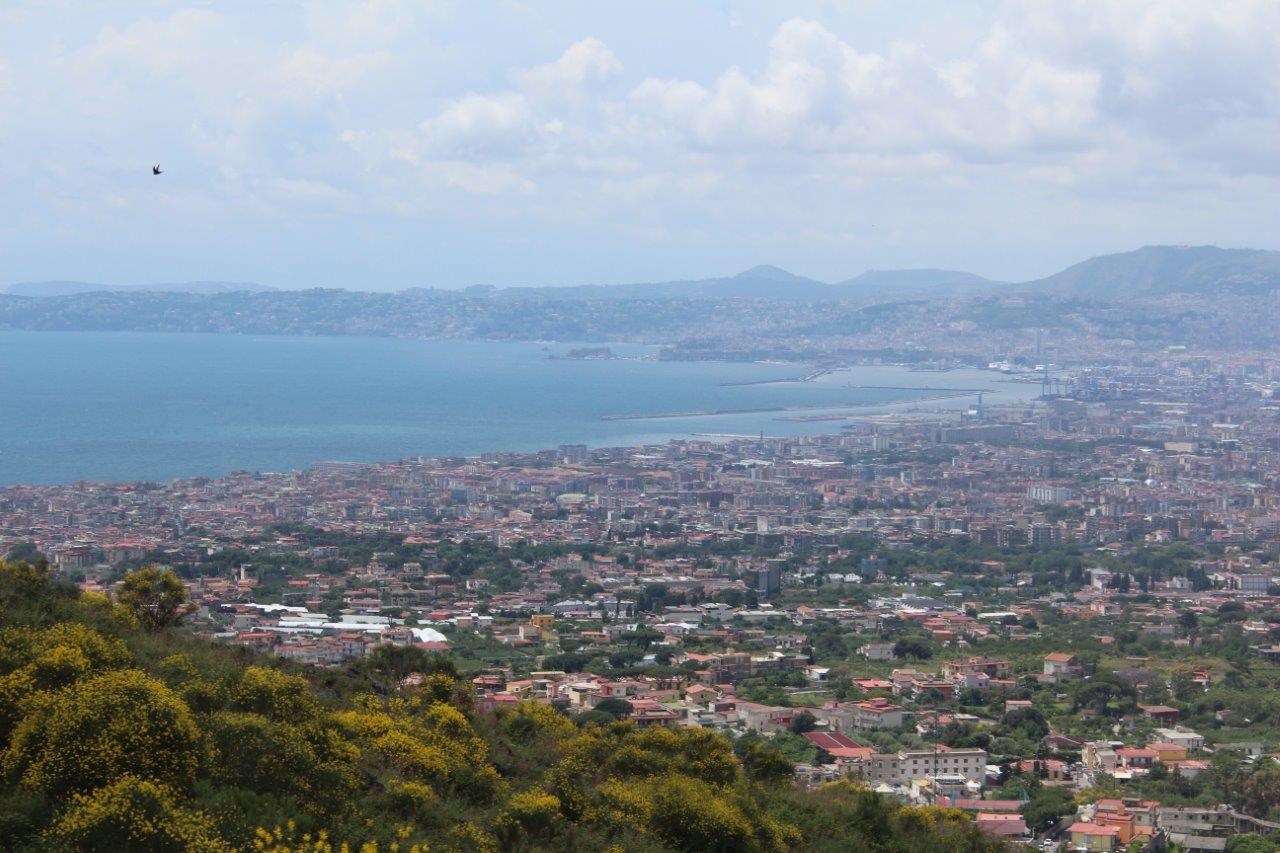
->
515, 36, 622, 97
358, 37, 624, 194
7, 1, 1280, 285
417, 93, 535, 157
618, 17, 1104, 164
324, 4, 1280, 219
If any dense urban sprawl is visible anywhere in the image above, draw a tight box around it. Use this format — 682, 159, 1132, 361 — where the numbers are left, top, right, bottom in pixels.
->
10, 345, 1280, 849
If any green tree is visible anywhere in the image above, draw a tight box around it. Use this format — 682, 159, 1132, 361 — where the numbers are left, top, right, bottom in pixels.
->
1022, 787, 1075, 831
5, 543, 47, 567
893, 638, 933, 660
573, 710, 615, 727
735, 735, 795, 786
542, 652, 591, 673
789, 711, 818, 735
1238, 768, 1280, 819
1072, 675, 1136, 717
116, 566, 193, 632
1227, 836, 1280, 853
593, 698, 635, 719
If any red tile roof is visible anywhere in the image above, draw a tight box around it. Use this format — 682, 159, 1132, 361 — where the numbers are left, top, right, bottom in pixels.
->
802, 731, 862, 751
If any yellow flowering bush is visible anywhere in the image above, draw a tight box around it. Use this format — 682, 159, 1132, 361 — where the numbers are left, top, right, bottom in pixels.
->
540, 722, 799, 851
40, 621, 132, 669
0, 560, 51, 605
646, 773, 762, 852
335, 706, 502, 803
440, 820, 497, 853
157, 651, 202, 684
407, 671, 473, 713
372, 729, 454, 781
231, 665, 322, 723
0, 666, 36, 741
549, 722, 741, 802
496, 699, 576, 745
3, 668, 201, 796
44, 774, 228, 852
28, 643, 93, 689
382, 778, 438, 815
596, 778, 655, 831
333, 707, 397, 740
0, 622, 135, 744
207, 711, 320, 792
419, 702, 483, 751
253, 822, 428, 853
495, 786, 562, 839
181, 675, 232, 713
600, 773, 788, 853
79, 589, 113, 612
0, 622, 131, 676
895, 804, 973, 834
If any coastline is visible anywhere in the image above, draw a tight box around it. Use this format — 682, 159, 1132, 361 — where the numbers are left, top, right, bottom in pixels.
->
0, 332, 1037, 486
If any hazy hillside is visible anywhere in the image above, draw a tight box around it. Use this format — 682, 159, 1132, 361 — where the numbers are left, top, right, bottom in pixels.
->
477, 265, 1004, 302
1019, 245, 1280, 297
7, 281, 275, 297
836, 269, 1005, 300
486, 265, 837, 301
2, 245, 1277, 343
480, 246, 1280, 301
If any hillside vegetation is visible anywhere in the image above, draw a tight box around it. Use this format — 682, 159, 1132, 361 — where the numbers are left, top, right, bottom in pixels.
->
0, 561, 1005, 852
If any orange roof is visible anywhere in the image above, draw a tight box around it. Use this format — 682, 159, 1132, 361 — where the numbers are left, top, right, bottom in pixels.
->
1070, 823, 1120, 836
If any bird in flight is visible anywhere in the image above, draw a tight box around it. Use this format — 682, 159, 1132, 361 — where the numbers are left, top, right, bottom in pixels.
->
152, 164, 163, 175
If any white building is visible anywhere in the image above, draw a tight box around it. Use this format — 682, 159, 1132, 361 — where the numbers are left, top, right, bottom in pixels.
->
1153, 727, 1205, 751
859, 642, 897, 661
1028, 485, 1075, 504
866, 748, 987, 786
851, 698, 906, 730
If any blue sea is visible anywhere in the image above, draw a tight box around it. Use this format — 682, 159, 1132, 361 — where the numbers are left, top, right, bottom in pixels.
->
0, 333, 1034, 485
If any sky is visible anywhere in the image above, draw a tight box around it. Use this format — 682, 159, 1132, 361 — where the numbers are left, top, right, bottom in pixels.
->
4, 0, 1280, 290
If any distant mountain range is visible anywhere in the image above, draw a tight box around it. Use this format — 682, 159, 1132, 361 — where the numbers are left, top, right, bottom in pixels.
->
1017, 245, 1280, 297
447, 264, 1006, 302
835, 268, 1004, 298
9, 245, 1280, 302
6, 281, 276, 297
453, 265, 839, 301
446, 245, 1280, 301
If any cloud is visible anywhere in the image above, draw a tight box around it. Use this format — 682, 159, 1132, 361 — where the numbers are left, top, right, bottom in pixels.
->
515, 36, 622, 97
417, 93, 536, 158
359, 37, 623, 193
1010, 1, 1280, 171
7, 1, 1280, 286
324, 3, 1280, 223
23, 3, 1280, 207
